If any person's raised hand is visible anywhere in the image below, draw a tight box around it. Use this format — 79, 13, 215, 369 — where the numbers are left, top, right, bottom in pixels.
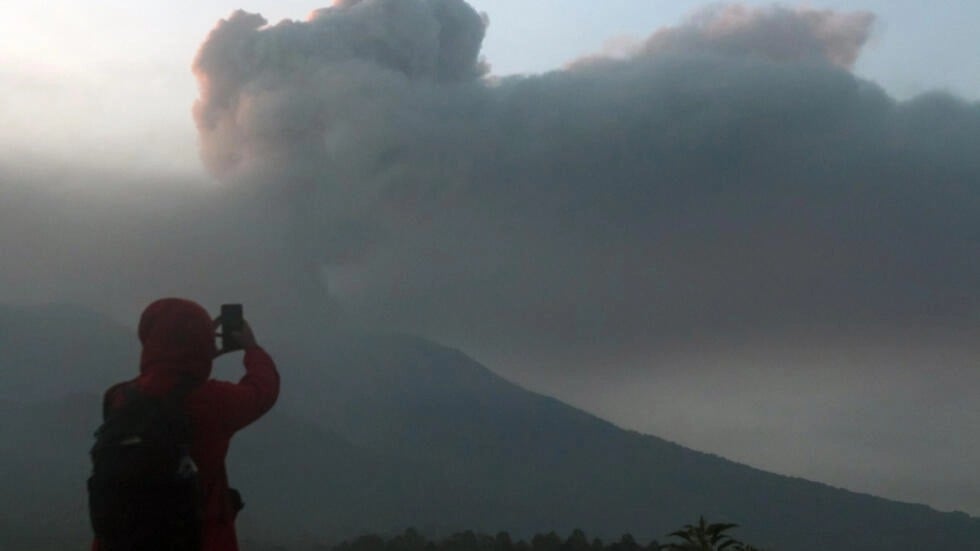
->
229, 320, 258, 350
212, 318, 258, 357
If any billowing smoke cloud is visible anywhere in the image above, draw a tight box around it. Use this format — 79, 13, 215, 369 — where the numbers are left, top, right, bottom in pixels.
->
640, 4, 874, 67
190, 0, 979, 363
193, 0, 487, 181
192, 0, 488, 274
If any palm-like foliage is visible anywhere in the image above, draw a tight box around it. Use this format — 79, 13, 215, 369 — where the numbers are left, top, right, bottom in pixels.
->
659, 516, 743, 550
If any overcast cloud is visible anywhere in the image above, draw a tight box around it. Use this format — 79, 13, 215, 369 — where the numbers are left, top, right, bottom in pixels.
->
2, 0, 979, 513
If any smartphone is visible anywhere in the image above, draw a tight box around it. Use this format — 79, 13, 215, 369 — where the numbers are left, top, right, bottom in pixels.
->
220, 304, 244, 351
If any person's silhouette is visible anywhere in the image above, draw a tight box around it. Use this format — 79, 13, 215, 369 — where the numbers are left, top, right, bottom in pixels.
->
91, 297, 280, 551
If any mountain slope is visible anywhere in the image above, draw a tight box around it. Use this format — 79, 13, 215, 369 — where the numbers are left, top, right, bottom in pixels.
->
270, 332, 980, 549
0, 303, 136, 400
1, 305, 978, 550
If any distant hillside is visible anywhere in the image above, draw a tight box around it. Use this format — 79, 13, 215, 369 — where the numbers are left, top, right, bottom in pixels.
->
2, 304, 979, 550
0, 303, 136, 400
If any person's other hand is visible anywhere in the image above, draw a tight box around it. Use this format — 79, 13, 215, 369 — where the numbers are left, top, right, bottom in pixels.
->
212, 318, 258, 357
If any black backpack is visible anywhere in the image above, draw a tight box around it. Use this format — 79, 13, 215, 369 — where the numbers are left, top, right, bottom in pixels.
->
88, 381, 203, 551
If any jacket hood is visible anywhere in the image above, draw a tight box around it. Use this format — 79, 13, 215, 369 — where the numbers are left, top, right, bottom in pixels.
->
138, 297, 216, 384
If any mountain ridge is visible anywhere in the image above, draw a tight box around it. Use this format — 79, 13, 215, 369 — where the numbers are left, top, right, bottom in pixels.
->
0, 304, 978, 550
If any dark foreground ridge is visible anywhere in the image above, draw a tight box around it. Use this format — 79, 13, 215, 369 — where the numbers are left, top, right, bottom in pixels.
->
315, 523, 765, 551
1, 304, 979, 550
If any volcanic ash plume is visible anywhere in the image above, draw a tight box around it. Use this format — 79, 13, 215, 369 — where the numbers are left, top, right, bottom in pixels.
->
641, 4, 874, 68
193, 0, 487, 180
190, 1, 979, 358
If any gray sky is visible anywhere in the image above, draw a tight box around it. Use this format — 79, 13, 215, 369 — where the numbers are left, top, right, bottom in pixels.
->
2, 0, 980, 516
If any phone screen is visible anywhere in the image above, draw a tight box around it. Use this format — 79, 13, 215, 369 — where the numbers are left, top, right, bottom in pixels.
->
220, 304, 244, 350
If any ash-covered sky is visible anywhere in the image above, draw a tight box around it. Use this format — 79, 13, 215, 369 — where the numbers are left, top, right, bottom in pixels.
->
2, 0, 980, 515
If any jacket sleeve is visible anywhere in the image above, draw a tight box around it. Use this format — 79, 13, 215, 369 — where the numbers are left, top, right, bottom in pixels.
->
210, 346, 280, 433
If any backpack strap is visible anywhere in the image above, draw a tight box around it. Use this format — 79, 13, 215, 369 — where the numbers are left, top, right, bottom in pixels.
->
101, 382, 139, 421
102, 378, 197, 421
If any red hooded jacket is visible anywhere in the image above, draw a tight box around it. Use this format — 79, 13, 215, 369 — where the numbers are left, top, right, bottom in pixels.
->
93, 298, 280, 551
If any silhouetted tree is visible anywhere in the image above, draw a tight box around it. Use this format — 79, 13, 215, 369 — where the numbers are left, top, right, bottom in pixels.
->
609, 534, 640, 551
330, 527, 678, 551
561, 529, 591, 551
446, 531, 480, 551
495, 531, 515, 551
390, 528, 429, 551
531, 531, 562, 551
342, 534, 387, 551
660, 517, 741, 550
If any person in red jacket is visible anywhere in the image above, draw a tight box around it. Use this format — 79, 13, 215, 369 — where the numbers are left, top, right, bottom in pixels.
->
93, 297, 280, 551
